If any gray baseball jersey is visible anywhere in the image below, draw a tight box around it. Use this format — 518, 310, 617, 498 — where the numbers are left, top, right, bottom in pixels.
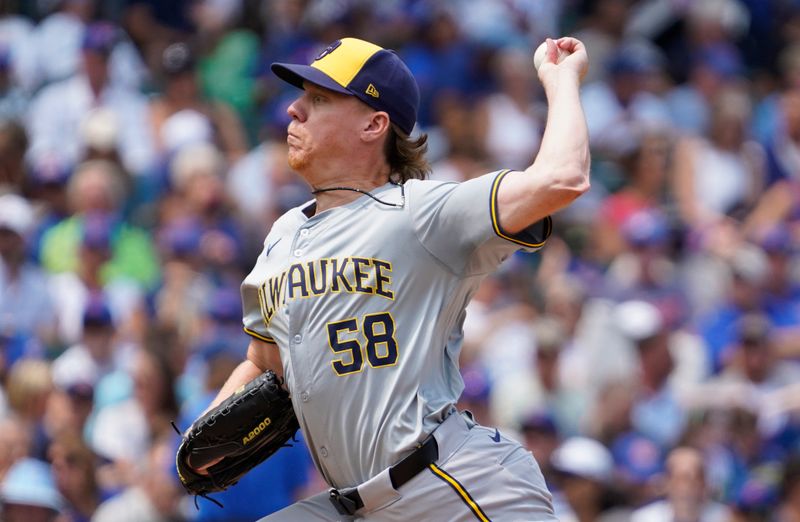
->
241, 169, 551, 489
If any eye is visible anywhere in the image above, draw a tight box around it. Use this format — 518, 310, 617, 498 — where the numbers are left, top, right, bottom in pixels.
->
312, 94, 325, 104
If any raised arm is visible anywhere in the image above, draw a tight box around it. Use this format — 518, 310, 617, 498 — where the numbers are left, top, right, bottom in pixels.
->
495, 37, 591, 234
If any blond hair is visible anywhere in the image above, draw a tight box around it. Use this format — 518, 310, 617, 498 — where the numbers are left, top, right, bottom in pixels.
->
384, 127, 431, 183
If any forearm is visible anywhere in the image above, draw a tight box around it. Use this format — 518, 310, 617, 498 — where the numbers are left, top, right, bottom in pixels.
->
204, 359, 265, 412
498, 72, 590, 233
529, 70, 591, 188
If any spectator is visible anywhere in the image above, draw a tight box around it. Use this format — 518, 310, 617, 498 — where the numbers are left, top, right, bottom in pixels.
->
90, 334, 179, 487
191, 0, 260, 137
152, 218, 214, 345
492, 316, 588, 435
714, 313, 800, 398
610, 431, 665, 509
51, 295, 123, 391
593, 131, 672, 263
0, 415, 30, 481
47, 212, 147, 346
614, 300, 687, 448
27, 22, 156, 177
666, 43, 744, 135
550, 436, 623, 522
150, 42, 248, 164
47, 432, 100, 522
40, 160, 159, 291
0, 120, 28, 194
519, 411, 561, 487
671, 85, 765, 232
0, 47, 27, 122
0, 457, 64, 522
631, 446, 730, 521
0, 194, 55, 344
5, 359, 52, 461
581, 39, 672, 159
475, 47, 544, 171
777, 457, 800, 522
91, 434, 184, 522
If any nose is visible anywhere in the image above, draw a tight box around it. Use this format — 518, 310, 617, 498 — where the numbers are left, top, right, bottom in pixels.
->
287, 95, 306, 122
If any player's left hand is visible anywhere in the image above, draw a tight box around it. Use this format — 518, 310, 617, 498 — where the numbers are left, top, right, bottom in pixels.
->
537, 37, 589, 87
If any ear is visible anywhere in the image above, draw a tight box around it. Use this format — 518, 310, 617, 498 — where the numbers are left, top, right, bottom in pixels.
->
360, 111, 390, 144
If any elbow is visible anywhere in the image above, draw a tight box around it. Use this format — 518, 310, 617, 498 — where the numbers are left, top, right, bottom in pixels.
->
559, 166, 591, 200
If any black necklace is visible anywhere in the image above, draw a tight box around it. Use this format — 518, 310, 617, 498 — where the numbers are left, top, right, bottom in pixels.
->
310, 182, 405, 208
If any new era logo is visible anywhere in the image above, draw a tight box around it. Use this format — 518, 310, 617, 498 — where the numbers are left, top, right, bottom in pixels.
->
365, 84, 379, 98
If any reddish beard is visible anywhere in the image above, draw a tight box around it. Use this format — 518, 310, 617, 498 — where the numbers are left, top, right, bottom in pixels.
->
287, 147, 309, 171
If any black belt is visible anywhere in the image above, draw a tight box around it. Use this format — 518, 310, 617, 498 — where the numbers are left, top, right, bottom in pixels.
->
329, 435, 439, 516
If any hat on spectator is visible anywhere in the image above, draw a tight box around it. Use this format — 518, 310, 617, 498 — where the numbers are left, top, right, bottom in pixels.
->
0, 458, 64, 512
82, 294, 113, 328
692, 43, 743, 79
208, 286, 242, 323
66, 381, 95, 402
519, 410, 558, 435
158, 218, 203, 257
621, 208, 669, 247
162, 42, 195, 75
607, 40, 664, 76
169, 141, 225, 191
551, 437, 614, 483
82, 22, 119, 55
730, 244, 769, 284
534, 317, 567, 355
161, 109, 214, 155
460, 364, 491, 403
611, 432, 664, 484
81, 108, 118, 152
272, 37, 420, 134
758, 225, 794, 255
0, 194, 34, 238
0, 45, 10, 72
614, 300, 664, 342
737, 313, 772, 345
30, 157, 71, 186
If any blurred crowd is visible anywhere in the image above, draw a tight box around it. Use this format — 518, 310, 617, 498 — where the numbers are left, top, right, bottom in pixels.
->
2, 0, 800, 520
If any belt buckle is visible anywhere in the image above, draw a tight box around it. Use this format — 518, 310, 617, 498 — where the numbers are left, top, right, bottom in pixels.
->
329, 487, 359, 516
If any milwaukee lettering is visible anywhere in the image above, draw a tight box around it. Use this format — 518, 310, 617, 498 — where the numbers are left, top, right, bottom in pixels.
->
243, 417, 272, 445
257, 257, 394, 327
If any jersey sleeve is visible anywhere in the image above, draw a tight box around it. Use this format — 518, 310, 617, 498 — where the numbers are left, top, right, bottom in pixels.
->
408, 169, 552, 275
240, 248, 276, 344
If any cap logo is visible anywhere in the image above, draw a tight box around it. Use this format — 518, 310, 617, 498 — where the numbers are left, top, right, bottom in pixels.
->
315, 40, 342, 61
365, 83, 379, 98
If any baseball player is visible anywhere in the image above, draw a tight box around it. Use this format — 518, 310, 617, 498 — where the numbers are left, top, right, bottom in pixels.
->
190, 36, 590, 520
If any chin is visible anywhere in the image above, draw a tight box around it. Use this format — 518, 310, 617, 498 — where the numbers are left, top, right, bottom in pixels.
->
287, 151, 309, 172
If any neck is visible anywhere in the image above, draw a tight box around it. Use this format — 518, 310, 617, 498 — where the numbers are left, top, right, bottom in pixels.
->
2, 256, 22, 278
304, 158, 391, 214
311, 178, 388, 213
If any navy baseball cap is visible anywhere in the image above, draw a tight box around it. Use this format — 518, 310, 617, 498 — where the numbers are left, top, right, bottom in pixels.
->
271, 38, 420, 135
82, 295, 113, 328
82, 22, 119, 55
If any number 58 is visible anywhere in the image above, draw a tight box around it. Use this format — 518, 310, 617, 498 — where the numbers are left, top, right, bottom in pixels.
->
326, 312, 398, 376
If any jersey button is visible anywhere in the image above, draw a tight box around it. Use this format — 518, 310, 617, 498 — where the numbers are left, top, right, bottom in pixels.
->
300, 391, 309, 402
293, 249, 302, 257
320, 447, 328, 458
299, 228, 309, 237
293, 334, 302, 343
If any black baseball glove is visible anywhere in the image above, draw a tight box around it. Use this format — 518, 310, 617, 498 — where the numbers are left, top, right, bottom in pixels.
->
175, 370, 299, 496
